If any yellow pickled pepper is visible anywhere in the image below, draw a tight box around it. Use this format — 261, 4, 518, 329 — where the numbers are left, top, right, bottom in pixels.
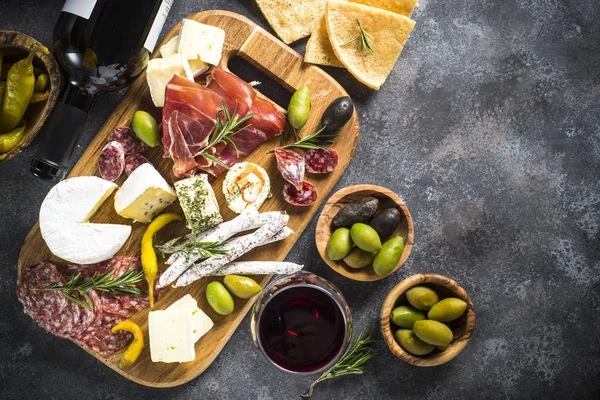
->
0, 120, 26, 158
0, 47, 38, 132
111, 321, 144, 369
141, 213, 181, 307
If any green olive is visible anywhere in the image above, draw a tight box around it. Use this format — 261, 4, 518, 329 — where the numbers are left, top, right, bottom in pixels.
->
350, 223, 381, 252
405, 286, 439, 311
287, 86, 311, 130
343, 247, 373, 269
413, 320, 454, 347
206, 281, 234, 315
372, 236, 404, 276
390, 305, 426, 329
326, 227, 353, 260
131, 110, 160, 147
428, 297, 467, 322
395, 329, 435, 356
223, 275, 261, 299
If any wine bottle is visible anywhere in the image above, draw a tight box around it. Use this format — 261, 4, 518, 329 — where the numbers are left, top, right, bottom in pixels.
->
30, 0, 174, 182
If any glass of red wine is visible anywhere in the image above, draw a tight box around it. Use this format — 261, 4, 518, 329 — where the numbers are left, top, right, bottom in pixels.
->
250, 271, 352, 374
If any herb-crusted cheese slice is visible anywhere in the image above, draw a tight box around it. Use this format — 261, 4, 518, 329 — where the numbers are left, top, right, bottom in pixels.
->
174, 174, 223, 234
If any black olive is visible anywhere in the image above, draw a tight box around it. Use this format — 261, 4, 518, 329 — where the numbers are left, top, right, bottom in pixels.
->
332, 196, 379, 228
321, 96, 355, 133
368, 208, 402, 240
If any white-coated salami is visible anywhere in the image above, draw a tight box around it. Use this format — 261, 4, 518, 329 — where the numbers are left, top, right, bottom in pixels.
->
98, 141, 125, 182
304, 148, 339, 174
108, 127, 147, 154
282, 180, 318, 206
124, 154, 149, 176
195, 261, 304, 278
275, 148, 305, 189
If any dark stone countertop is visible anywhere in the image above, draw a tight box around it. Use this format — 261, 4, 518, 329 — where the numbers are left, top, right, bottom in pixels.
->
1, 0, 599, 399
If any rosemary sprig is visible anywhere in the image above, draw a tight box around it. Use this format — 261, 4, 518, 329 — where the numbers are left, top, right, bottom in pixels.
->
341, 19, 374, 55
32, 267, 145, 310
196, 100, 255, 170
302, 325, 376, 398
180, 239, 230, 262
278, 126, 340, 151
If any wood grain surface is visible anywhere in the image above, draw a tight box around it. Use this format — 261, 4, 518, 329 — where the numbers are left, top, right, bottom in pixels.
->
17, 11, 359, 387
315, 185, 414, 281
0, 30, 60, 162
380, 273, 476, 367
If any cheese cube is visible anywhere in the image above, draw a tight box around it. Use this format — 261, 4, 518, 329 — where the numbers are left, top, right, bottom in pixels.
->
177, 19, 225, 66
167, 294, 214, 342
114, 163, 177, 223
174, 174, 223, 234
146, 53, 194, 107
149, 309, 195, 363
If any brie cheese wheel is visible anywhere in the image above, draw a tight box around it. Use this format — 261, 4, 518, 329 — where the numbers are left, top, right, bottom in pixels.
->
149, 309, 195, 363
174, 174, 223, 234
177, 19, 225, 66
114, 163, 177, 223
146, 53, 194, 107
167, 294, 213, 342
39, 176, 131, 264
223, 162, 271, 214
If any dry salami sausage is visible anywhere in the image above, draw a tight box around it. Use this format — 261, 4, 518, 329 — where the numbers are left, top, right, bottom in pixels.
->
304, 148, 339, 174
17, 261, 67, 319
282, 180, 318, 207
124, 154, 149, 176
274, 148, 305, 189
108, 127, 147, 154
98, 141, 125, 182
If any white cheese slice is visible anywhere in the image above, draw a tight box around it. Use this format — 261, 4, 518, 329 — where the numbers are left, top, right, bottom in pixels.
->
149, 309, 195, 363
39, 176, 131, 264
223, 162, 271, 214
160, 35, 209, 77
160, 36, 178, 58
114, 163, 177, 223
146, 53, 194, 107
167, 294, 214, 342
174, 174, 223, 233
177, 19, 225, 66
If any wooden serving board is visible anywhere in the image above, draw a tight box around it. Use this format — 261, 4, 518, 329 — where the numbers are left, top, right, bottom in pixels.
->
18, 11, 359, 387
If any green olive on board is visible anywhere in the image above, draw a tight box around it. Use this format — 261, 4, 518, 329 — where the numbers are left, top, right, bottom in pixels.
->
368, 208, 402, 241
391, 305, 426, 329
343, 247, 374, 269
287, 86, 311, 130
395, 329, 435, 356
131, 110, 160, 147
413, 320, 454, 347
332, 197, 379, 228
350, 223, 382, 252
206, 281, 234, 315
405, 286, 439, 311
372, 236, 404, 276
223, 275, 262, 299
428, 297, 468, 322
326, 227, 353, 260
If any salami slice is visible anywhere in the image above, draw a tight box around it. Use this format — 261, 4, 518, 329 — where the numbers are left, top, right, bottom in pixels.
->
274, 148, 305, 189
124, 154, 149, 176
82, 313, 132, 358
98, 293, 135, 318
98, 141, 125, 182
17, 262, 67, 319
69, 290, 101, 338
105, 256, 140, 278
304, 148, 339, 174
282, 180, 318, 207
59, 261, 110, 280
37, 300, 77, 338
108, 127, 147, 154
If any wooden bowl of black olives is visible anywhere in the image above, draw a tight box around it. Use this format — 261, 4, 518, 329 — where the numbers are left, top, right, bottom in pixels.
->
380, 273, 475, 367
315, 185, 414, 282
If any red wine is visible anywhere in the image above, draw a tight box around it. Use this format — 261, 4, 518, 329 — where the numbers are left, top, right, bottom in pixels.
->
31, 0, 173, 181
258, 285, 346, 373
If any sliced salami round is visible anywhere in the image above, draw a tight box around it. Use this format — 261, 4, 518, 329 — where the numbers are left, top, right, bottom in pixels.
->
108, 127, 147, 155
17, 262, 68, 320
69, 290, 101, 338
59, 261, 110, 280
304, 148, 339, 174
98, 141, 125, 182
105, 256, 140, 278
282, 180, 318, 207
37, 299, 78, 338
274, 148, 305, 189
124, 154, 149, 176
83, 313, 132, 358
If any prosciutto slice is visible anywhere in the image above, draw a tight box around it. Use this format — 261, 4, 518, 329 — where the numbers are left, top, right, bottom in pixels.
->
163, 69, 285, 177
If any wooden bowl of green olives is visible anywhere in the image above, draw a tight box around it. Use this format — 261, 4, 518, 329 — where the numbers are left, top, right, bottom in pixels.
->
315, 185, 414, 282
380, 273, 475, 367
0, 31, 60, 162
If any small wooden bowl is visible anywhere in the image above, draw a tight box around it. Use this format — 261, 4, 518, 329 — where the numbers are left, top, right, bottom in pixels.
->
0, 31, 60, 162
315, 185, 414, 281
380, 273, 475, 367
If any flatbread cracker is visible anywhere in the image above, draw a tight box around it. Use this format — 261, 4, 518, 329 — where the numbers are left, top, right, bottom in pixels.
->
327, 0, 416, 90
349, 0, 419, 17
305, 15, 344, 67
256, 0, 328, 44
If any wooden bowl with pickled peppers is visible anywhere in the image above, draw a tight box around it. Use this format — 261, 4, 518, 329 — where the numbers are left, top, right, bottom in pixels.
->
0, 31, 60, 162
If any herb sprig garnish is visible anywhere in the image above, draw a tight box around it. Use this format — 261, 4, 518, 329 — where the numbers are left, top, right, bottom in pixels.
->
302, 326, 376, 398
342, 19, 374, 55
277, 126, 340, 151
181, 240, 230, 261
196, 100, 256, 169
32, 267, 144, 310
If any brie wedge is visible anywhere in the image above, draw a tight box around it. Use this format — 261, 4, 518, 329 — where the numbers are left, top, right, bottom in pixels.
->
223, 163, 271, 214
39, 176, 131, 264
167, 294, 213, 342
149, 309, 195, 363
177, 19, 225, 66
146, 53, 194, 107
160, 35, 209, 77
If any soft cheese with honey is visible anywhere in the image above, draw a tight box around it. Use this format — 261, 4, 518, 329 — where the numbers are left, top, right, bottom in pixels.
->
223, 162, 271, 214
